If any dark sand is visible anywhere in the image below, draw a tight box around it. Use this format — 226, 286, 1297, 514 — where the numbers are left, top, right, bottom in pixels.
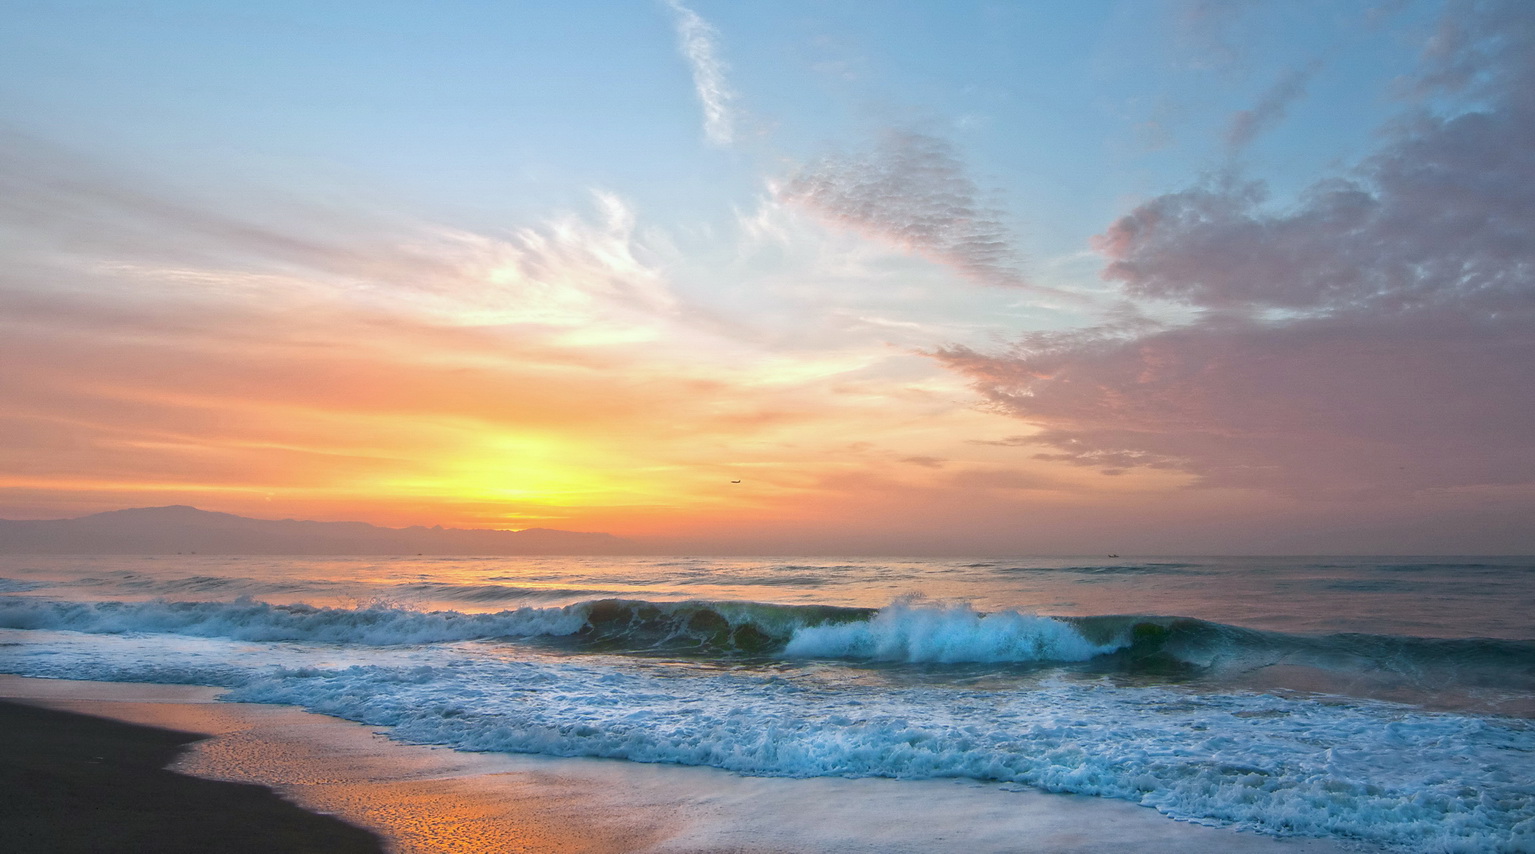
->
0, 698, 385, 854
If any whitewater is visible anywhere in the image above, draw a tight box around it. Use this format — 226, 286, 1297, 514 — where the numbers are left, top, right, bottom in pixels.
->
2, 555, 1532, 852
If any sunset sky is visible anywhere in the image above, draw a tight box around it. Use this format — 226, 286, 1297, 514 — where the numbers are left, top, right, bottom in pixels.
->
2, 0, 1532, 554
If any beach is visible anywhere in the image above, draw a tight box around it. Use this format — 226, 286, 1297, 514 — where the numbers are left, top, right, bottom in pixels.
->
0, 694, 382, 854
6, 0, 1535, 848
3, 554, 1531, 852
1, 674, 1360, 853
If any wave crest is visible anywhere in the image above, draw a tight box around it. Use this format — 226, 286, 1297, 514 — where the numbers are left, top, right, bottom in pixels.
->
4, 594, 1533, 696
785, 600, 1120, 663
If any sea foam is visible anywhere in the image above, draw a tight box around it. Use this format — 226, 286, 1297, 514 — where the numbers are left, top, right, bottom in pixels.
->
4, 625, 1531, 853
784, 600, 1119, 662
0, 595, 1130, 664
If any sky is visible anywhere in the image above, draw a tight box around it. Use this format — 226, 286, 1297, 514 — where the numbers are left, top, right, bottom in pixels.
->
1, 0, 1532, 555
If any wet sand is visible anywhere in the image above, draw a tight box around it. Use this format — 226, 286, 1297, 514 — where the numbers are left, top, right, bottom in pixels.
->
0, 675, 1364, 853
0, 698, 383, 854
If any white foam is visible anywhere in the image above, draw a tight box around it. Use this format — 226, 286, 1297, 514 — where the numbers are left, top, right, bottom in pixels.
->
4, 626, 1531, 852
785, 600, 1118, 662
0, 596, 1124, 664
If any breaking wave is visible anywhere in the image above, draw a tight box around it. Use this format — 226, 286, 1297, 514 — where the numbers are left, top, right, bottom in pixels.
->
4, 585, 1535, 852
3, 623, 1529, 853
3, 594, 1533, 690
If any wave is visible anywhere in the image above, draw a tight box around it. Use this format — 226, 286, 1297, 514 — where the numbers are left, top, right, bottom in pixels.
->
218, 663, 1533, 854
0, 597, 589, 645
4, 594, 1533, 691
8, 626, 1524, 854
0, 595, 1121, 663
783, 601, 1119, 662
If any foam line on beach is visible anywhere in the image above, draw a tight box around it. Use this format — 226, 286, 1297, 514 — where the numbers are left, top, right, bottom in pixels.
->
0, 675, 1359, 854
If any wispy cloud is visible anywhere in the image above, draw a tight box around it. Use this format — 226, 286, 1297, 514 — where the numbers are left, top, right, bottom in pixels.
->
1175, 0, 1262, 72
0, 134, 680, 338
664, 0, 736, 146
0, 131, 1031, 536
1224, 60, 1323, 152
778, 130, 1030, 289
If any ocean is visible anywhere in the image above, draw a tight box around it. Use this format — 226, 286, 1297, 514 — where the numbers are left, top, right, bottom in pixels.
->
2, 555, 1532, 852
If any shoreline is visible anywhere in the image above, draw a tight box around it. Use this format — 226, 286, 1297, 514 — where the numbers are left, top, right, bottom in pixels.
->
0, 676, 673, 854
0, 696, 383, 854
0, 674, 1363, 853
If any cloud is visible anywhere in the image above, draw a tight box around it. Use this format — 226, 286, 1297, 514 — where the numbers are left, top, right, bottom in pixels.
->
936, 0, 1535, 498
1175, 0, 1263, 71
938, 311, 1535, 494
2, 129, 1037, 535
0, 134, 690, 343
779, 130, 1030, 289
397, 191, 684, 331
948, 468, 1053, 491
1224, 60, 1323, 152
664, 0, 736, 146
0, 129, 392, 279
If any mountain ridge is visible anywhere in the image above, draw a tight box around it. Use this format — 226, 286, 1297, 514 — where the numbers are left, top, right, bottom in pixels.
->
0, 505, 636, 555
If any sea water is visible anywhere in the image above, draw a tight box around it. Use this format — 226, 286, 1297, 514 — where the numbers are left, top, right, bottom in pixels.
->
1, 555, 1532, 852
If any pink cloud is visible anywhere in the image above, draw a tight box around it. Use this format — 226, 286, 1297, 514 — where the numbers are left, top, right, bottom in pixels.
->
940, 311, 1535, 494
937, 0, 1535, 498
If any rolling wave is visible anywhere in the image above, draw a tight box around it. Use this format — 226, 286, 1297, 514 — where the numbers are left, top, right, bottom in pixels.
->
5, 623, 1525, 853
5, 589, 1534, 850
3, 594, 1532, 690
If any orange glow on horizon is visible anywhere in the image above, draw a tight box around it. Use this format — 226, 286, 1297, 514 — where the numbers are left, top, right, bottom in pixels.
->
0, 184, 1196, 551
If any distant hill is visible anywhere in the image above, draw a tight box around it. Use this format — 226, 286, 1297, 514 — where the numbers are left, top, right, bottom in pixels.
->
0, 506, 636, 555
